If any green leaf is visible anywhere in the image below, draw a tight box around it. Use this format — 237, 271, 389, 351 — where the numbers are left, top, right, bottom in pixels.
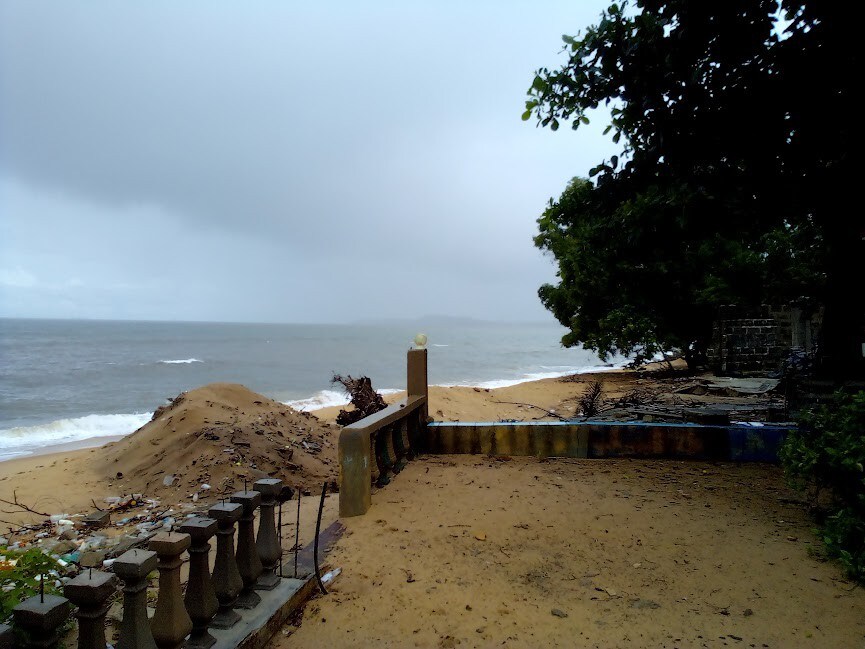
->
580, 115, 590, 125
521, 109, 533, 121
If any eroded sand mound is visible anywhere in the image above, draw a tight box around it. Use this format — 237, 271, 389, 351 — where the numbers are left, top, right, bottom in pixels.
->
94, 383, 338, 502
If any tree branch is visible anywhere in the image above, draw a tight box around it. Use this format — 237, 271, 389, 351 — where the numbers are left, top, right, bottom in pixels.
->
0, 490, 51, 518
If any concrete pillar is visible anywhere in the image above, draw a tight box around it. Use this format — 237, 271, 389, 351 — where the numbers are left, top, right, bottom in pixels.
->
207, 502, 243, 629
253, 478, 283, 590
179, 517, 218, 649
12, 594, 71, 649
407, 348, 428, 422
114, 549, 158, 649
338, 428, 372, 517
231, 490, 262, 609
64, 570, 117, 649
148, 532, 192, 649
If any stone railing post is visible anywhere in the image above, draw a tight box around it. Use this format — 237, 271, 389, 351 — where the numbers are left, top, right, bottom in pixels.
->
208, 502, 243, 629
114, 549, 158, 649
148, 532, 192, 649
253, 478, 283, 590
12, 594, 71, 649
64, 570, 117, 649
407, 348, 428, 422
231, 489, 262, 609
179, 517, 218, 649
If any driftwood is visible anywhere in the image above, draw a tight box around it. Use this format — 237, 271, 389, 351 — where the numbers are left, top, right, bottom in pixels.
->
0, 490, 51, 517
331, 374, 387, 426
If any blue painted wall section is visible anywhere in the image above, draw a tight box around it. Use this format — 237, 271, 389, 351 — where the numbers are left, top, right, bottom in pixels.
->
426, 421, 792, 463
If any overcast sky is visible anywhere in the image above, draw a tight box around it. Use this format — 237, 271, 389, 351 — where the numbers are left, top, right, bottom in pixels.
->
0, 1, 614, 324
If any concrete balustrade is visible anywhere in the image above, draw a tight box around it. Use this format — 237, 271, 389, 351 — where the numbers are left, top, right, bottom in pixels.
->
339, 348, 429, 517
253, 478, 283, 590
179, 517, 219, 648
148, 532, 192, 649
3, 490, 308, 648
231, 489, 263, 609
64, 570, 117, 649
12, 593, 71, 649
114, 549, 158, 649
208, 502, 244, 629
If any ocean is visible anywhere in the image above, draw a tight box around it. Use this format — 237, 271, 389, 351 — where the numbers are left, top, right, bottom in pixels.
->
0, 318, 622, 461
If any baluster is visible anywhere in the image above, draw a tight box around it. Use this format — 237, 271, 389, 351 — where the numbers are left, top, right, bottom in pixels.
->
253, 479, 282, 590
374, 427, 394, 487
231, 490, 262, 608
407, 408, 423, 454
392, 419, 409, 471
64, 570, 117, 649
12, 593, 71, 649
148, 532, 192, 649
113, 548, 158, 649
207, 502, 243, 629
179, 517, 218, 648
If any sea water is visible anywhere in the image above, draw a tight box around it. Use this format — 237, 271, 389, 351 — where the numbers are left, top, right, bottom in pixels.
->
0, 318, 622, 460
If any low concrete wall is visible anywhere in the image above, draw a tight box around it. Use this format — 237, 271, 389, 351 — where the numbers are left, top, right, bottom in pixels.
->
426, 422, 588, 458
427, 421, 790, 463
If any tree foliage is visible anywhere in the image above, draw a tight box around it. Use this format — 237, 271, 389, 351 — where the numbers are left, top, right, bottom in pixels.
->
780, 391, 865, 581
527, 1, 859, 370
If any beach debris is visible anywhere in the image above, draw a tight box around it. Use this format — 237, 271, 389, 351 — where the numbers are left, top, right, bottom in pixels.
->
322, 567, 343, 586
83, 511, 111, 529
551, 608, 569, 618
630, 598, 661, 610
162, 475, 177, 487
331, 373, 387, 426
473, 531, 487, 541
578, 380, 605, 417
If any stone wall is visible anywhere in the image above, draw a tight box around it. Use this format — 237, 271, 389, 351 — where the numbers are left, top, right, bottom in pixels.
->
707, 304, 820, 376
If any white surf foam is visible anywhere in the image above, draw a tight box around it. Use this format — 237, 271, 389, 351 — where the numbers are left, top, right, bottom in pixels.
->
0, 412, 153, 461
159, 358, 203, 364
438, 363, 624, 390
285, 388, 403, 412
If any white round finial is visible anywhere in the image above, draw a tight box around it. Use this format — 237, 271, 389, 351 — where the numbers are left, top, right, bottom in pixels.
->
413, 333, 428, 349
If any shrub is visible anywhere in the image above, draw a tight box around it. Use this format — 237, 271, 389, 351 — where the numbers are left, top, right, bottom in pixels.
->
0, 547, 66, 623
780, 391, 865, 581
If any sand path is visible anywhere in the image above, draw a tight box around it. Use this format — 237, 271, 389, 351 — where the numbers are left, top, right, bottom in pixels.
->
275, 456, 865, 648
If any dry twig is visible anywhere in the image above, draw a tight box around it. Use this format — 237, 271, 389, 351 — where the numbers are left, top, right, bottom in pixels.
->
0, 490, 51, 517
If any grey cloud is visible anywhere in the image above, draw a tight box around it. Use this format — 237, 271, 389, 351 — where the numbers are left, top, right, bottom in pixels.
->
0, 0, 615, 323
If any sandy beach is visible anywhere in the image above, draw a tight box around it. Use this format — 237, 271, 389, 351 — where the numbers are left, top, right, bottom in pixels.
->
2, 369, 862, 647
274, 456, 865, 648
0, 370, 644, 526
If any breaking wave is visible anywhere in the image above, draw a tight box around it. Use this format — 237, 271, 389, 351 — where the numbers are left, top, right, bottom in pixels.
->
0, 412, 153, 461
